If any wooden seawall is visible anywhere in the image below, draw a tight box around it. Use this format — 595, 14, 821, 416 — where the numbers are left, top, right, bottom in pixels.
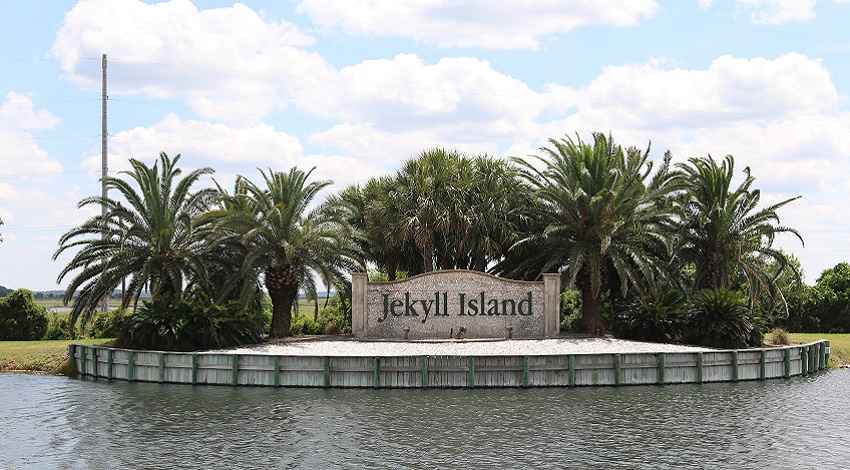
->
69, 341, 830, 388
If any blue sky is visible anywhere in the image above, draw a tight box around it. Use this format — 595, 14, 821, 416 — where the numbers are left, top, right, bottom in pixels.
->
1, 0, 849, 290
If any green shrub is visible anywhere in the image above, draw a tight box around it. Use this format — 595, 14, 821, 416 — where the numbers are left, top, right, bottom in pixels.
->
0, 289, 49, 340
290, 313, 323, 336
287, 294, 352, 336
117, 294, 264, 351
686, 289, 753, 349
43, 312, 73, 340
88, 309, 128, 338
317, 295, 351, 334
560, 290, 582, 332
613, 289, 687, 343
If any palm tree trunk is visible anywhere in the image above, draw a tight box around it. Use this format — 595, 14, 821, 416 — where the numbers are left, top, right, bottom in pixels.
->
387, 255, 397, 281
576, 268, 606, 333
266, 265, 299, 337
473, 252, 487, 272
422, 235, 435, 272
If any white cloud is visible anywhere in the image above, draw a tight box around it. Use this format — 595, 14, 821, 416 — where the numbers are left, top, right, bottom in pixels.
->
698, 0, 714, 9
0, 93, 63, 178
296, 0, 659, 49
299, 54, 545, 154
735, 0, 817, 24
542, 53, 838, 131
309, 124, 504, 164
52, 0, 334, 126
81, 113, 305, 178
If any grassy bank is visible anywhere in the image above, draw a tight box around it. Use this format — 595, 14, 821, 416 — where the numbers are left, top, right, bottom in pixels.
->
0, 338, 112, 374
785, 333, 850, 367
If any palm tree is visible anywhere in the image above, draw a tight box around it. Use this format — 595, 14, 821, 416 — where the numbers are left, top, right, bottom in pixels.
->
387, 148, 467, 273
674, 154, 803, 310
508, 132, 678, 333
211, 167, 361, 337
54, 152, 217, 329
461, 155, 531, 272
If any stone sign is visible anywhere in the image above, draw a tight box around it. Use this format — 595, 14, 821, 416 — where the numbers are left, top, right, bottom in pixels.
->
352, 270, 560, 339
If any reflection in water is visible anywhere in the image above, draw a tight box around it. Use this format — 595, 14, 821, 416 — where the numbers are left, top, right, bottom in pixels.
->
1, 370, 848, 469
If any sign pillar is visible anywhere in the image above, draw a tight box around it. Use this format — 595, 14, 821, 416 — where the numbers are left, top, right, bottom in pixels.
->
542, 273, 561, 338
352, 272, 368, 337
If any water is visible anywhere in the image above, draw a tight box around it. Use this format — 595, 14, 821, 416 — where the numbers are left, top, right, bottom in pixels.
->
2, 370, 849, 469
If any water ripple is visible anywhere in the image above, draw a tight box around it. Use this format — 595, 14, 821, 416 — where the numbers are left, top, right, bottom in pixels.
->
1, 370, 849, 469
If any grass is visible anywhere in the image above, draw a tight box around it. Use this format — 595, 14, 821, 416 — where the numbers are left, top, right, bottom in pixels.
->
765, 331, 850, 367
0, 338, 113, 374
787, 333, 850, 367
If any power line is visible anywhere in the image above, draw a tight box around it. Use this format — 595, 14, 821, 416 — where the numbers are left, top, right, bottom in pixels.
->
1, 99, 101, 105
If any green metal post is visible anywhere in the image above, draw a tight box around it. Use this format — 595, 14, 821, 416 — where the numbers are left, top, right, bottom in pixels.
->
79, 346, 86, 376
731, 351, 739, 382
273, 356, 281, 387
68, 344, 76, 375
468, 357, 475, 388
373, 357, 380, 388
106, 349, 113, 380
568, 355, 576, 387
522, 356, 530, 388
323, 357, 331, 388
421, 356, 429, 388
823, 341, 831, 368
784, 347, 791, 378
760, 350, 766, 381
811, 345, 817, 373
127, 351, 135, 382
191, 354, 198, 385
696, 352, 704, 384
158, 352, 165, 383
657, 353, 666, 385
613, 353, 622, 386
90, 348, 97, 377
231, 354, 239, 386
801, 346, 808, 376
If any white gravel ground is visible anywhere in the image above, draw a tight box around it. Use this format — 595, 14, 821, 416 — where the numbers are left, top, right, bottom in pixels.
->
209, 337, 714, 357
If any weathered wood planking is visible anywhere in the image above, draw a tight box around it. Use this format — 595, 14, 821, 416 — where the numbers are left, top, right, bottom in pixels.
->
69, 340, 830, 388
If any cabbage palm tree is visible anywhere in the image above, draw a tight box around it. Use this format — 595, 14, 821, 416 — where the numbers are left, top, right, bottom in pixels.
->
212, 167, 361, 337
54, 152, 217, 329
387, 148, 467, 273
674, 155, 803, 311
461, 155, 531, 272
510, 132, 678, 333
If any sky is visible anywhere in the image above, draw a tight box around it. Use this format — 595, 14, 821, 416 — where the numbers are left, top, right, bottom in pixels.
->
2, 0, 850, 291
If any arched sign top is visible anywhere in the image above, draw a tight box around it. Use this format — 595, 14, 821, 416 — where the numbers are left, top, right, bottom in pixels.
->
368, 269, 549, 286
